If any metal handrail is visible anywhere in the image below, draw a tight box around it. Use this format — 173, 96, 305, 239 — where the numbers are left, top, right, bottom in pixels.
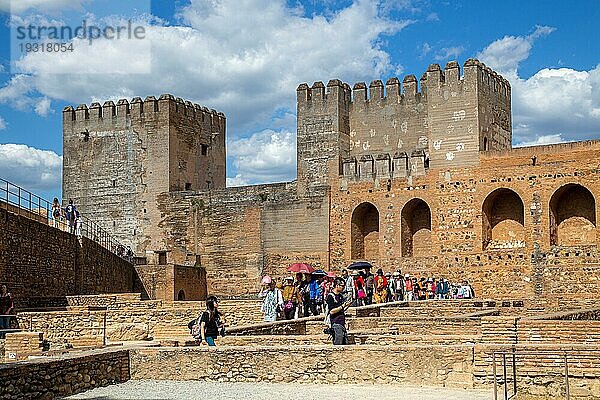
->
492, 348, 600, 400
0, 177, 132, 263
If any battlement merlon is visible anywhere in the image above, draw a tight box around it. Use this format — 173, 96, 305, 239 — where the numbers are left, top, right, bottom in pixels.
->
62, 94, 226, 132
297, 59, 510, 107
296, 80, 352, 108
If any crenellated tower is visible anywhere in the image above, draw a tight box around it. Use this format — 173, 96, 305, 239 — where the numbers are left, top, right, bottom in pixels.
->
297, 59, 512, 182
62, 95, 226, 258
296, 79, 351, 191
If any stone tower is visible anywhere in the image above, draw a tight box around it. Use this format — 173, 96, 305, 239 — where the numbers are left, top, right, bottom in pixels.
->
296, 59, 512, 183
62, 95, 226, 258
296, 80, 351, 191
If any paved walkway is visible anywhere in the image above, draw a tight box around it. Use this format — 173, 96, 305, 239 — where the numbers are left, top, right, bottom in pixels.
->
68, 380, 492, 400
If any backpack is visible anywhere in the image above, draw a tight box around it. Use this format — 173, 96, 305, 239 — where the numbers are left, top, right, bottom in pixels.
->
188, 318, 201, 338
323, 292, 336, 327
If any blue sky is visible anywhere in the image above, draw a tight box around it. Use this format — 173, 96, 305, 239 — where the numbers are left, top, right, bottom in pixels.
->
0, 0, 599, 201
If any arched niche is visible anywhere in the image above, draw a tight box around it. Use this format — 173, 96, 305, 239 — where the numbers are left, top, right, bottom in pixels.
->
550, 184, 596, 246
482, 188, 525, 250
401, 198, 431, 257
351, 202, 380, 260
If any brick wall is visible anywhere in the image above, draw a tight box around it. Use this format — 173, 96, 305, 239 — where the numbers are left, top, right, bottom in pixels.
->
0, 208, 134, 307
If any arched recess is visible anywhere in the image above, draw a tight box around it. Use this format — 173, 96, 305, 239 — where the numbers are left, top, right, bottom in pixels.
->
351, 202, 380, 260
482, 188, 525, 250
550, 184, 596, 246
177, 289, 186, 301
401, 198, 431, 257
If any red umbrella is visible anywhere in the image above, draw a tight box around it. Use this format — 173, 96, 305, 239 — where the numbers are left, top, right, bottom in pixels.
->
287, 263, 315, 274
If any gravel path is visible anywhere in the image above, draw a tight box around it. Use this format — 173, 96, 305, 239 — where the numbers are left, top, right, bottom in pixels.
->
67, 380, 492, 400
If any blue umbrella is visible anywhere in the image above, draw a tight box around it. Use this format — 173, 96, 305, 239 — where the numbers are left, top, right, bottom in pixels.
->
347, 261, 373, 270
311, 269, 327, 277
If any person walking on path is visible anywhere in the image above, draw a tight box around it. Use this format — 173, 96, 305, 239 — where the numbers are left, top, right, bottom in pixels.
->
342, 269, 354, 303
282, 276, 300, 320
373, 269, 388, 304
259, 276, 283, 322
197, 295, 224, 346
325, 277, 352, 345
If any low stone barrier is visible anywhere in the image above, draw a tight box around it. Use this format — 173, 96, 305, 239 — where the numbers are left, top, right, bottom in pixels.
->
3, 332, 43, 362
15, 296, 264, 348
129, 344, 476, 387
0, 348, 129, 400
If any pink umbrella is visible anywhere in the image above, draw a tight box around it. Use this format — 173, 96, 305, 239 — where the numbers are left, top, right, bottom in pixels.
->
287, 263, 315, 274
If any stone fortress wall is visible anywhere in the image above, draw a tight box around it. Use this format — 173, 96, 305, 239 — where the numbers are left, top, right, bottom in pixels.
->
0, 207, 134, 307
61, 59, 600, 303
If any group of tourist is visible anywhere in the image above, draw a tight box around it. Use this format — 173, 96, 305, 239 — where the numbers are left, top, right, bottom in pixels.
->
51, 198, 82, 236
187, 267, 475, 347
258, 268, 476, 322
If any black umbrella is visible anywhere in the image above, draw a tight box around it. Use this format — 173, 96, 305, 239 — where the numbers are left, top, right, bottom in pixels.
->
311, 269, 327, 277
347, 261, 373, 270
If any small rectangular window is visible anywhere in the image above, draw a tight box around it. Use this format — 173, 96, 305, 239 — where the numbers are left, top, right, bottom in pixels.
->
185, 182, 192, 190
201, 144, 208, 155
157, 251, 167, 265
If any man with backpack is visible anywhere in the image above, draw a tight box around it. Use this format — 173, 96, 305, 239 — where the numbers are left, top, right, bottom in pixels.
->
64, 199, 77, 235
325, 277, 352, 345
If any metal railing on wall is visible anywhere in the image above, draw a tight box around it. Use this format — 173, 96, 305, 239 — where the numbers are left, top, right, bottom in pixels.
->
492, 348, 600, 400
0, 177, 132, 263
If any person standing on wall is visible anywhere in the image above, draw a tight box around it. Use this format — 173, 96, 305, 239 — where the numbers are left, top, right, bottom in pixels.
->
51, 198, 62, 229
65, 199, 77, 234
199, 295, 224, 346
326, 277, 352, 345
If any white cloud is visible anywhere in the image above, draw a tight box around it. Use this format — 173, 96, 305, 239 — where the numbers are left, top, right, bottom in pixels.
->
228, 129, 296, 185
477, 25, 555, 77
0, 0, 89, 14
426, 12, 439, 22
0, 144, 62, 191
434, 46, 465, 62
0, 116, 6, 130
0, 75, 52, 116
419, 42, 431, 59
226, 175, 250, 187
10, 0, 408, 134
514, 134, 565, 148
478, 27, 600, 144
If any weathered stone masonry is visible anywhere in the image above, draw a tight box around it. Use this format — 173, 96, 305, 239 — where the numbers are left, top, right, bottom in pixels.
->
63, 59, 600, 302
0, 207, 134, 307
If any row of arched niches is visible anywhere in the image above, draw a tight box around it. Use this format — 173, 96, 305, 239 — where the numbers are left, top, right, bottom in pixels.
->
350, 183, 596, 259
